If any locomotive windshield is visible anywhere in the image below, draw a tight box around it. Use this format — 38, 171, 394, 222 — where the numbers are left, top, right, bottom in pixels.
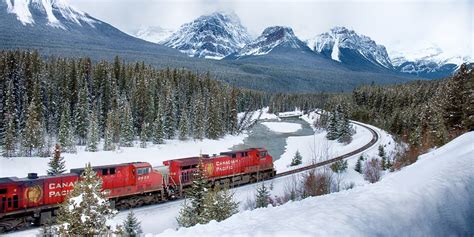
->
260, 151, 267, 157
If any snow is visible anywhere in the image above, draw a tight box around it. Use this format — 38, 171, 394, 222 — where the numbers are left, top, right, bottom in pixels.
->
261, 122, 302, 134
4, 108, 404, 236
331, 37, 341, 62
133, 26, 174, 44
156, 132, 474, 236
6, 0, 34, 25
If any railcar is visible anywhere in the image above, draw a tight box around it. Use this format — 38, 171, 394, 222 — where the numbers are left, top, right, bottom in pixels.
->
0, 148, 274, 232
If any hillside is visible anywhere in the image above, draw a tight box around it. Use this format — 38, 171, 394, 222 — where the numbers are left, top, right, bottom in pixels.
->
159, 132, 474, 236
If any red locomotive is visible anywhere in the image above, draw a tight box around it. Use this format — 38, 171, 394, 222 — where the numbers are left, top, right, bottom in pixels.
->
0, 148, 274, 232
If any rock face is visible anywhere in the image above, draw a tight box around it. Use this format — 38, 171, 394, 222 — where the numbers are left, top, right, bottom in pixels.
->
162, 12, 252, 59
133, 26, 174, 44
310, 27, 393, 71
230, 26, 311, 59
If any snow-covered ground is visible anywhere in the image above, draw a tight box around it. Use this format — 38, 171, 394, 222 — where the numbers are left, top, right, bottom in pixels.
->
261, 122, 302, 134
3, 109, 401, 236
158, 132, 474, 237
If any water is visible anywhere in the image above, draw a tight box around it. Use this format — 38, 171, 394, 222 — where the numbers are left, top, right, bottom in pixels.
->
230, 117, 314, 161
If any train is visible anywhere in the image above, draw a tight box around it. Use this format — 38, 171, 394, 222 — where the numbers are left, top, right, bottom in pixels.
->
0, 148, 275, 232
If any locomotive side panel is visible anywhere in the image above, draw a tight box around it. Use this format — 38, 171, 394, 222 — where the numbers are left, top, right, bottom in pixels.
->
42, 174, 78, 206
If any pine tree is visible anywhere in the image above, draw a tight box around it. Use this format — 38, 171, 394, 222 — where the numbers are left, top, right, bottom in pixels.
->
58, 104, 74, 152
255, 183, 270, 208
354, 155, 363, 173
47, 144, 66, 176
103, 110, 116, 151
121, 100, 134, 147
140, 122, 148, 148
74, 80, 89, 146
290, 150, 303, 166
86, 109, 99, 152
203, 185, 239, 223
3, 80, 16, 157
378, 145, 387, 170
178, 106, 189, 140
152, 112, 164, 144
122, 211, 142, 237
330, 159, 348, 173
192, 97, 205, 140
177, 158, 210, 227
55, 163, 117, 236
22, 97, 44, 156
326, 112, 339, 140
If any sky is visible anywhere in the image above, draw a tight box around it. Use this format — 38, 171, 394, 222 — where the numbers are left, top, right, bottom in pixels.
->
70, 0, 473, 58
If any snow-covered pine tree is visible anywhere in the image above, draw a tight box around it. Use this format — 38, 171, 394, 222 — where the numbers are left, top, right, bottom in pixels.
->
330, 159, 348, 173
378, 145, 387, 170
55, 163, 117, 236
176, 158, 210, 227
354, 155, 363, 173
22, 95, 44, 156
290, 150, 303, 166
86, 108, 99, 152
3, 80, 16, 157
203, 185, 239, 223
140, 122, 148, 148
152, 112, 164, 144
326, 112, 339, 140
103, 110, 116, 151
228, 88, 238, 135
178, 106, 189, 141
122, 211, 142, 237
121, 100, 134, 147
47, 143, 66, 176
255, 183, 271, 208
58, 103, 74, 152
192, 96, 205, 140
163, 85, 176, 139
74, 80, 89, 146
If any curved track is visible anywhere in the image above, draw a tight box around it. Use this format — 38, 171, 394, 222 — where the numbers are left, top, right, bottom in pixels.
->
275, 121, 379, 178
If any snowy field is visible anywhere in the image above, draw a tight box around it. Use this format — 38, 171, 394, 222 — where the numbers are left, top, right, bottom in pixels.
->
157, 132, 474, 237
261, 122, 302, 133
4, 109, 400, 236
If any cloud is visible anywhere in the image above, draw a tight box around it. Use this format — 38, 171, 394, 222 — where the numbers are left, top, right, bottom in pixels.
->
71, 0, 472, 58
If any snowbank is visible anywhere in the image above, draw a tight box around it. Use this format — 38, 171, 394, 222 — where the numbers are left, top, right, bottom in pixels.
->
159, 132, 474, 237
261, 122, 302, 133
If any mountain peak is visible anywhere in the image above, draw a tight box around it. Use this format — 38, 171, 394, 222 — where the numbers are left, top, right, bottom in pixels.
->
230, 25, 309, 58
312, 26, 393, 70
4, 0, 97, 28
162, 11, 252, 59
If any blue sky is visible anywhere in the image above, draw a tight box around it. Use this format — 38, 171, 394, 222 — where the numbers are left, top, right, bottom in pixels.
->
71, 0, 473, 58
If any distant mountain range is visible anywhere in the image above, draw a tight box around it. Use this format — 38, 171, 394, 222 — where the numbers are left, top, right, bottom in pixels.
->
1, 0, 467, 93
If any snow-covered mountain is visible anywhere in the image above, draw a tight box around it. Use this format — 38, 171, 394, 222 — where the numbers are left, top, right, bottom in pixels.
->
162, 11, 252, 59
229, 26, 311, 59
4, 0, 98, 29
389, 45, 471, 78
132, 26, 174, 44
309, 27, 393, 71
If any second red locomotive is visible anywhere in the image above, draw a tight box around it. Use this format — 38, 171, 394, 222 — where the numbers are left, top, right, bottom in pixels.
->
0, 148, 274, 232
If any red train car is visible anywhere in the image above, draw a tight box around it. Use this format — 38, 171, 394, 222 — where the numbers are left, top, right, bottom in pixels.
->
163, 148, 275, 188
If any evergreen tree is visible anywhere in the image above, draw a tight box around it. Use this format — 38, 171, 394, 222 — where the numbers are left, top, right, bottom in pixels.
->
330, 159, 348, 173
121, 100, 134, 147
47, 143, 66, 176
140, 122, 148, 148
326, 112, 339, 140
122, 211, 142, 237
354, 155, 363, 173
178, 106, 189, 140
255, 183, 270, 208
290, 150, 303, 166
192, 97, 205, 140
177, 158, 210, 227
58, 103, 74, 152
22, 97, 44, 156
103, 110, 116, 151
55, 163, 117, 236
152, 112, 164, 144
86, 109, 99, 152
203, 185, 239, 223
3, 80, 16, 157
74, 80, 89, 145
378, 145, 387, 170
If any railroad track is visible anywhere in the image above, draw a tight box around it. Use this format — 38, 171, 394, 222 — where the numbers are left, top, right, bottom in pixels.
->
275, 121, 379, 178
